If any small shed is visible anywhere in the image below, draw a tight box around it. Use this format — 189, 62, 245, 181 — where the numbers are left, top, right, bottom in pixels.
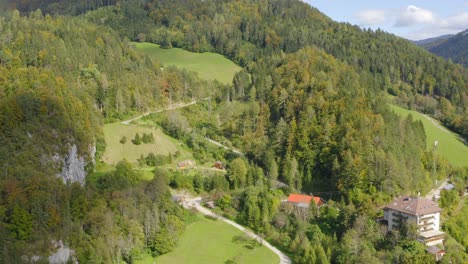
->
212, 161, 225, 170
177, 160, 195, 169
205, 201, 215, 209
426, 246, 445, 261
444, 183, 455, 190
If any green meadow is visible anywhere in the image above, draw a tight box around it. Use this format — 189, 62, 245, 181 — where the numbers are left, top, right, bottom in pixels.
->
102, 122, 190, 165
132, 42, 241, 84
149, 214, 278, 264
390, 104, 468, 167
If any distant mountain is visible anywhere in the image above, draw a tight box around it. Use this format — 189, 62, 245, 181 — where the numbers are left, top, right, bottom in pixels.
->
416, 30, 468, 67
413, 34, 454, 49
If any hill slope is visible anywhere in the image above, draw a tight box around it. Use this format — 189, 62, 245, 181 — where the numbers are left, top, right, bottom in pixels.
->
390, 104, 468, 167
427, 29, 468, 67
82, 0, 468, 141
413, 34, 454, 49
133, 42, 241, 84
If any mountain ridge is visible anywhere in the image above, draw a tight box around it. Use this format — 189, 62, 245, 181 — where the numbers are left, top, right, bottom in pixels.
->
415, 29, 468, 67
413, 34, 454, 49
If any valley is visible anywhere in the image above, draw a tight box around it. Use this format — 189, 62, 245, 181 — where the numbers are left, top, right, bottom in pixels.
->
0, 1, 467, 263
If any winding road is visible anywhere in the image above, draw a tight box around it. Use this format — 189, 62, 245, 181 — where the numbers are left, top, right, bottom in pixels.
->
182, 197, 292, 264
204, 137, 244, 156
425, 179, 450, 200
121, 101, 196, 125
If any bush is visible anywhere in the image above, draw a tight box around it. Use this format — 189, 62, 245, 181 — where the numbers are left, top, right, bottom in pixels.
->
142, 132, 154, 144
145, 153, 171, 166
132, 133, 141, 145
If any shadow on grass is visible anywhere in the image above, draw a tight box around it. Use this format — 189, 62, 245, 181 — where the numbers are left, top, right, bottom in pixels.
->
204, 214, 218, 221
232, 235, 261, 250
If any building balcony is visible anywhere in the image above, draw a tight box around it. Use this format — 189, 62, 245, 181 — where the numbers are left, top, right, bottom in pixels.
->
419, 215, 435, 221
392, 213, 408, 219
418, 221, 434, 227
418, 230, 445, 246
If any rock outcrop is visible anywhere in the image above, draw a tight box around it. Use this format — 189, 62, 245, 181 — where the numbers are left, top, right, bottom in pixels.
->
56, 144, 95, 186
48, 240, 76, 264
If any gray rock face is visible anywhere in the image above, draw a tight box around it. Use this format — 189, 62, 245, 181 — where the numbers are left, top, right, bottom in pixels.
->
57, 144, 94, 186
48, 240, 76, 264
22, 240, 76, 264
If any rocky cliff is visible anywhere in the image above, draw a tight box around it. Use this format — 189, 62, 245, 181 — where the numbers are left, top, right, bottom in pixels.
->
56, 144, 95, 186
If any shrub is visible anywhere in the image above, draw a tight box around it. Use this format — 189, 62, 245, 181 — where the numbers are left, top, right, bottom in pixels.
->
132, 133, 141, 145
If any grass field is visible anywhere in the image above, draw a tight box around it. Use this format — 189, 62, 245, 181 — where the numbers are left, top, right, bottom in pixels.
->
389, 104, 468, 167
132, 42, 241, 84
147, 214, 278, 264
102, 122, 191, 165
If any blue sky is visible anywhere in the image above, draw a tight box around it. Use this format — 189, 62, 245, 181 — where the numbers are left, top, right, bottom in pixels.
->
304, 0, 468, 40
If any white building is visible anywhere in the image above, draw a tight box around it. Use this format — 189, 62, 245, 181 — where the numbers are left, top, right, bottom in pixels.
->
383, 196, 445, 246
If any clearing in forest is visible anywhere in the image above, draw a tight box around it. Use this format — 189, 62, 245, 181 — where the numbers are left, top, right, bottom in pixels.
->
132, 42, 241, 84
390, 104, 468, 167
102, 122, 189, 165
150, 214, 279, 264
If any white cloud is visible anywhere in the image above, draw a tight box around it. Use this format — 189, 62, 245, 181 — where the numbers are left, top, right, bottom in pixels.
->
354, 5, 468, 40
408, 12, 468, 39
442, 12, 468, 30
355, 9, 388, 26
394, 5, 435, 27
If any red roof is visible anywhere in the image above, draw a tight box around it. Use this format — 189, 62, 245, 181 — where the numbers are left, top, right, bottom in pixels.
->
288, 194, 312, 203
287, 194, 323, 205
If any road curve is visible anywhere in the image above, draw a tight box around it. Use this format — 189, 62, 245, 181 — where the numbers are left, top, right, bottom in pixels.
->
204, 137, 244, 156
425, 179, 449, 200
182, 197, 292, 264
121, 101, 196, 125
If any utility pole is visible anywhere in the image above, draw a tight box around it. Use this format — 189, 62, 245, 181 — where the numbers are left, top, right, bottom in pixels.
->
208, 96, 212, 117
433, 140, 438, 187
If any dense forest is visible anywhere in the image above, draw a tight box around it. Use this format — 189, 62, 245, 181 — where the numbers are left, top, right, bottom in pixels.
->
81, 0, 468, 141
426, 30, 468, 68
0, 10, 211, 261
0, 0, 467, 263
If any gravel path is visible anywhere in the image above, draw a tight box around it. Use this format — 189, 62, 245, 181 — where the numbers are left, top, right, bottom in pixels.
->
121, 101, 196, 125
204, 137, 243, 156
182, 197, 292, 264
425, 179, 449, 200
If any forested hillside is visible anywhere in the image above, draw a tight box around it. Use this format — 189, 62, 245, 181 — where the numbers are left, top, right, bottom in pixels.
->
1, 0, 467, 263
0, 10, 213, 179
0, 10, 212, 261
9, 0, 468, 141
427, 30, 468, 68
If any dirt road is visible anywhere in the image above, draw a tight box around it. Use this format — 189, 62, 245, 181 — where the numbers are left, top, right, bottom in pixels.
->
182, 197, 292, 264
204, 137, 243, 156
121, 101, 196, 125
425, 179, 449, 200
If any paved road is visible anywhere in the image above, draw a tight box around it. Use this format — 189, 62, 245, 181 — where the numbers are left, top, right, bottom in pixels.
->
204, 137, 243, 156
425, 179, 449, 200
121, 101, 196, 125
422, 114, 467, 144
182, 197, 292, 264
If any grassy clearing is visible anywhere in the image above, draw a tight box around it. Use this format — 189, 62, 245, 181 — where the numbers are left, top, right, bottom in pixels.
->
148, 214, 278, 264
389, 104, 468, 167
132, 42, 241, 84
102, 122, 191, 165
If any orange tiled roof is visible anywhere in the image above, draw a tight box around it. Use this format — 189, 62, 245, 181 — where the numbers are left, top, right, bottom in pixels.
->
288, 194, 313, 204
287, 194, 323, 204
